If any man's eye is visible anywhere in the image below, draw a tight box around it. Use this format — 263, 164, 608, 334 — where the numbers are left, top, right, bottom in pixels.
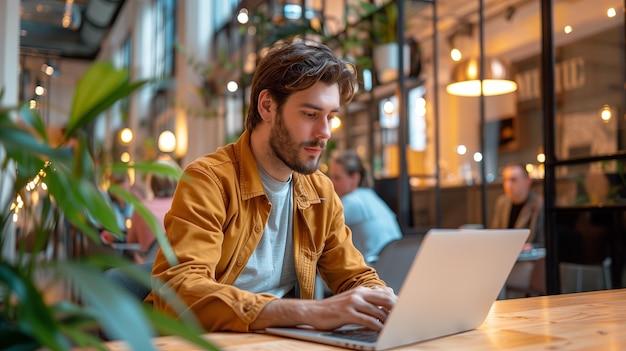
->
304, 112, 317, 118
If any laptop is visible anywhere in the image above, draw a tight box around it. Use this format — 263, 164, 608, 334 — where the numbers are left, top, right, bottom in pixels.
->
265, 228, 530, 350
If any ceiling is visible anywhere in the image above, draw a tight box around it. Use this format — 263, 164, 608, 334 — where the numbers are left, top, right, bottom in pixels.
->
19, 0, 126, 60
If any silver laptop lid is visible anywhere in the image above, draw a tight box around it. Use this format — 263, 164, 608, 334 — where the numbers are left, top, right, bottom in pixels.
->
376, 228, 529, 349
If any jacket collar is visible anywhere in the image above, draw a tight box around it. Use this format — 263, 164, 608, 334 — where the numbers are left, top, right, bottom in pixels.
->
235, 129, 322, 209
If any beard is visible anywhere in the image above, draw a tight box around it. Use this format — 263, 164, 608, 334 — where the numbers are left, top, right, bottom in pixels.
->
269, 110, 326, 175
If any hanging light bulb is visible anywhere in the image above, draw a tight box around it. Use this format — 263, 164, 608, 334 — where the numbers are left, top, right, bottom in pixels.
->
446, 57, 517, 96
119, 128, 133, 144
599, 104, 612, 123
450, 48, 462, 62
158, 130, 177, 153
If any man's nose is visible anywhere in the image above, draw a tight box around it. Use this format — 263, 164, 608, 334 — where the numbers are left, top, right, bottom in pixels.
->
316, 117, 331, 140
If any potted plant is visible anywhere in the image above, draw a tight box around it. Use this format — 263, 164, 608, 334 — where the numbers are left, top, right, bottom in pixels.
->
0, 62, 218, 350
359, 1, 411, 84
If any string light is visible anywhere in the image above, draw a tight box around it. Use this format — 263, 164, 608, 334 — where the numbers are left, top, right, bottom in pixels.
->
119, 128, 133, 144
237, 8, 249, 24
11, 162, 51, 223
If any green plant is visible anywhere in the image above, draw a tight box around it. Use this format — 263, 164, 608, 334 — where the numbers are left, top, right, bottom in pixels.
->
0, 62, 218, 351
359, 1, 398, 45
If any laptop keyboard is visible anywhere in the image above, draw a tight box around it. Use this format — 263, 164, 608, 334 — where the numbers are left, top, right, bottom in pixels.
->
325, 328, 379, 343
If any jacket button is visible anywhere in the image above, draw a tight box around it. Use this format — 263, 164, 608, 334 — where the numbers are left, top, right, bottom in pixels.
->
236, 260, 243, 266
254, 225, 261, 232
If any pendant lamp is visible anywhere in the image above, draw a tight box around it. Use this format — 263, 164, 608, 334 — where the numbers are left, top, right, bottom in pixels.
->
446, 57, 517, 96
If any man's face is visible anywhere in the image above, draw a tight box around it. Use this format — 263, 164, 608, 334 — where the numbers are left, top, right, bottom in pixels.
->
502, 165, 531, 204
269, 82, 340, 175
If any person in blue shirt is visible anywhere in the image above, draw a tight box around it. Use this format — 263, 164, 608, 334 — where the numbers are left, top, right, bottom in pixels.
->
329, 150, 402, 263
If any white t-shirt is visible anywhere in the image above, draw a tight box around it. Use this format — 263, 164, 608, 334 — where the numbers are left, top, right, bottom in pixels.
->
233, 168, 297, 297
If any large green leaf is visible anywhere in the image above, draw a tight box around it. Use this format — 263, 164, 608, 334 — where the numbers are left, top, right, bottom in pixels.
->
112, 161, 183, 179
0, 262, 70, 351
0, 121, 67, 162
18, 107, 48, 143
56, 261, 158, 351
65, 62, 148, 137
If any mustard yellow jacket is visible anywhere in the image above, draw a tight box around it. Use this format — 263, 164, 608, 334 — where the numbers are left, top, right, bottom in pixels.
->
148, 130, 385, 332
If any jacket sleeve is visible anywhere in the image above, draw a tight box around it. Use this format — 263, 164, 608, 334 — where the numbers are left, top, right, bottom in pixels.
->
316, 190, 386, 293
149, 165, 277, 332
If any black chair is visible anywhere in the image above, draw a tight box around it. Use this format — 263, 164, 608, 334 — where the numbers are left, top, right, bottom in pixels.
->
103, 262, 154, 301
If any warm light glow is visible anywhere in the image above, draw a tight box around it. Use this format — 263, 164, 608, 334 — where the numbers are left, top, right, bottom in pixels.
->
446, 80, 517, 96
158, 130, 177, 153
35, 85, 45, 96
450, 48, 462, 62
62, 0, 74, 28
120, 152, 131, 163
119, 128, 133, 144
227, 81, 239, 92
383, 100, 395, 114
331, 116, 342, 131
456, 145, 467, 155
41, 63, 54, 76
447, 58, 517, 96
526, 163, 535, 174
237, 8, 249, 24
473, 152, 483, 162
607, 8, 617, 18
537, 153, 546, 163
29, 99, 37, 109
125, 218, 132, 230
600, 105, 612, 123
564, 25, 573, 34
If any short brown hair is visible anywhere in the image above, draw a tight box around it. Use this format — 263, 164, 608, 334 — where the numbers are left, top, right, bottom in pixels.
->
245, 38, 356, 131
503, 162, 529, 178
332, 150, 371, 188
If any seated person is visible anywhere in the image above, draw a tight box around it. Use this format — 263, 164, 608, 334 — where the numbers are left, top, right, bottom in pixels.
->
329, 150, 402, 263
146, 39, 395, 333
125, 156, 181, 264
490, 162, 545, 296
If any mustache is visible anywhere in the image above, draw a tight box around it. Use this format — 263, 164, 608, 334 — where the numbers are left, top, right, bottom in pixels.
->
301, 140, 326, 150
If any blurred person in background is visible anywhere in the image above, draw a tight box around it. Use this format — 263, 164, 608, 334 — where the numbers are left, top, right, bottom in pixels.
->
329, 150, 402, 263
125, 156, 181, 264
490, 162, 545, 297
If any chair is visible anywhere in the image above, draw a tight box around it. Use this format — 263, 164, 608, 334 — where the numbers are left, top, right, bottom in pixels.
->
370, 235, 423, 293
103, 262, 154, 301
109, 240, 159, 264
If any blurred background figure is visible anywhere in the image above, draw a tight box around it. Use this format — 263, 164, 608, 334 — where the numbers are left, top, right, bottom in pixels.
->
491, 162, 544, 247
491, 162, 545, 297
329, 150, 402, 264
125, 155, 181, 264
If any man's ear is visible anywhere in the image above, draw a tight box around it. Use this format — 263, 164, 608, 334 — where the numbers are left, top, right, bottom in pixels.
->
258, 90, 273, 121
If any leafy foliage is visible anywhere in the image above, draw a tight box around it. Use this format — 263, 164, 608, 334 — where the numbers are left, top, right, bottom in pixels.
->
0, 62, 219, 350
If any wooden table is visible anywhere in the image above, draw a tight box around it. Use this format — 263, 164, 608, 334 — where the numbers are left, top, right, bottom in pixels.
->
102, 289, 626, 350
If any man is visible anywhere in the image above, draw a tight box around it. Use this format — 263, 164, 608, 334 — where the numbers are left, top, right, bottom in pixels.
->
148, 39, 395, 332
491, 163, 544, 247
490, 162, 545, 296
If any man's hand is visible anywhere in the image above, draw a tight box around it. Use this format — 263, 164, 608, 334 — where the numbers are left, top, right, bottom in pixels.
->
250, 286, 396, 331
